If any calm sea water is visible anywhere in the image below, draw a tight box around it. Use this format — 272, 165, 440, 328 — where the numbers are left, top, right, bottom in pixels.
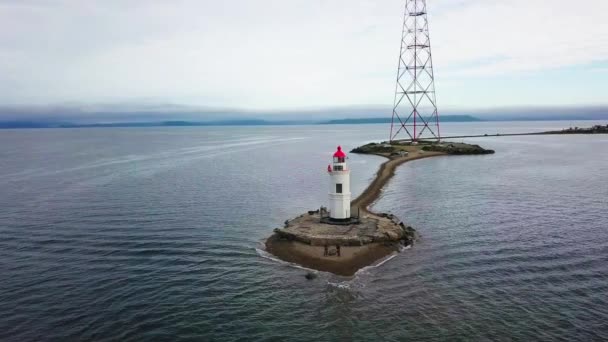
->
1, 121, 607, 341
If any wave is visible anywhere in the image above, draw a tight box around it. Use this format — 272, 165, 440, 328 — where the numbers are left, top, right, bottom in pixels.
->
354, 252, 399, 277
327, 280, 353, 290
399, 244, 412, 252
1, 136, 306, 184
256, 241, 408, 289
326, 248, 411, 290
254, 247, 320, 274
254, 246, 356, 291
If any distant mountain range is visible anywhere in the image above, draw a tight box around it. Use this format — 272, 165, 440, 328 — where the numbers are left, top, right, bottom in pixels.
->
0, 104, 605, 129
322, 115, 481, 124
0, 119, 292, 129
0, 115, 482, 129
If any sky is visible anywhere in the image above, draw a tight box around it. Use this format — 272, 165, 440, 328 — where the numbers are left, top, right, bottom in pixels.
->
1, 0, 608, 113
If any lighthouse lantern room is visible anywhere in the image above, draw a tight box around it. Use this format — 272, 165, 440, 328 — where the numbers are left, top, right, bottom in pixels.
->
327, 146, 351, 220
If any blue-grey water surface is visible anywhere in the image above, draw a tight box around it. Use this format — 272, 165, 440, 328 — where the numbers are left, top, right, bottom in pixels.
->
1, 122, 607, 341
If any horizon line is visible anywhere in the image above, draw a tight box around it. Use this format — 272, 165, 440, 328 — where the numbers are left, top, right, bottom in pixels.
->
1, 102, 608, 113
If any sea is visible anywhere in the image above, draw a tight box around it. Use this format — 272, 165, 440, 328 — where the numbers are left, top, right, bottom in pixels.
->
1, 121, 607, 341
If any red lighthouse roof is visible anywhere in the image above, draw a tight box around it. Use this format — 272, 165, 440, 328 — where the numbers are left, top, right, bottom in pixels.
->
333, 146, 346, 158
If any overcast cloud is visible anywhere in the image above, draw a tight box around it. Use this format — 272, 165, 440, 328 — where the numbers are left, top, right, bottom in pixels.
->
1, 0, 607, 111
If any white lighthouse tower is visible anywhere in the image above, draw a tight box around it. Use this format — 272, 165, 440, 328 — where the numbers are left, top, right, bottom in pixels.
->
327, 146, 351, 220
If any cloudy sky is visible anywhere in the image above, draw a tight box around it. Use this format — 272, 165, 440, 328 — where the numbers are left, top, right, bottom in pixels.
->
1, 0, 607, 111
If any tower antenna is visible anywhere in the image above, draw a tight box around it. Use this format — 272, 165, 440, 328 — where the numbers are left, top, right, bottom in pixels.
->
389, 0, 441, 143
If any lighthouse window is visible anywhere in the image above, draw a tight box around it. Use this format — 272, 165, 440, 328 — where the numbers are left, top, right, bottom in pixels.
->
336, 184, 343, 193
334, 165, 343, 171
334, 157, 345, 163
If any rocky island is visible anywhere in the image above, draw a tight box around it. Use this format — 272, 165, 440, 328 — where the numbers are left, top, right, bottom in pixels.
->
265, 141, 494, 277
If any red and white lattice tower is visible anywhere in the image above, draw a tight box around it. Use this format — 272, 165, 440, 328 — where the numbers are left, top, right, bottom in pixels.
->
390, 0, 441, 142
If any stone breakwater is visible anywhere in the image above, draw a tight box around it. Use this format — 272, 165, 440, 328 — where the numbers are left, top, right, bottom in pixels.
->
265, 141, 494, 276
350, 142, 494, 215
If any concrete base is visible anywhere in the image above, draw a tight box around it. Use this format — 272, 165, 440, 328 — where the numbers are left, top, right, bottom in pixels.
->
272, 210, 416, 247
319, 216, 360, 226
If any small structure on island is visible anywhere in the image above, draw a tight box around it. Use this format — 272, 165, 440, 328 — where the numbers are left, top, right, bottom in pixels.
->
326, 146, 352, 222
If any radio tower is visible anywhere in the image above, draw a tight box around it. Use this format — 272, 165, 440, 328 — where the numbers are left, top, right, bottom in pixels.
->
390, 0, 441, 142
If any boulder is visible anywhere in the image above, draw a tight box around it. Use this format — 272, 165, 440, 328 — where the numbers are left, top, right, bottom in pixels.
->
305, 272, 317, 280
384, 230, 401, 241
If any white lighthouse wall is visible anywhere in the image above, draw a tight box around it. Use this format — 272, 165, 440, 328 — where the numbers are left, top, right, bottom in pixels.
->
329, 194, 351, 219
328, 170, 351, 219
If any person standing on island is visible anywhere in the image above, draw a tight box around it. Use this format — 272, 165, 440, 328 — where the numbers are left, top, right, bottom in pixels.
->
336, 244, 341, 257
324, 244, 328, 257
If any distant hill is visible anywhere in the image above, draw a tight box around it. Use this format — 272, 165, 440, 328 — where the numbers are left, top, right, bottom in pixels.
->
0, 121, 62, 129
3, 109, 608, 129
471, 106, 608, 121
57, 119, 277, 128
321, 115, 482, 125
0, 119, 311, 129
1, 104, 606, 129
0, 116, 483, 129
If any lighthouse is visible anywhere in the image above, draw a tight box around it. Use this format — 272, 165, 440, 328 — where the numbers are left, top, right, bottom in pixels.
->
327, 146, 351, 220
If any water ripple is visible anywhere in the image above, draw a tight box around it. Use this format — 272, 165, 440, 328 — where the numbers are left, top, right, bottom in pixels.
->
1, 125, 608, 341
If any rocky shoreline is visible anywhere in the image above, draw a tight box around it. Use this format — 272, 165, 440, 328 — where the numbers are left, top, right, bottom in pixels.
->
272, 210, 416, 247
